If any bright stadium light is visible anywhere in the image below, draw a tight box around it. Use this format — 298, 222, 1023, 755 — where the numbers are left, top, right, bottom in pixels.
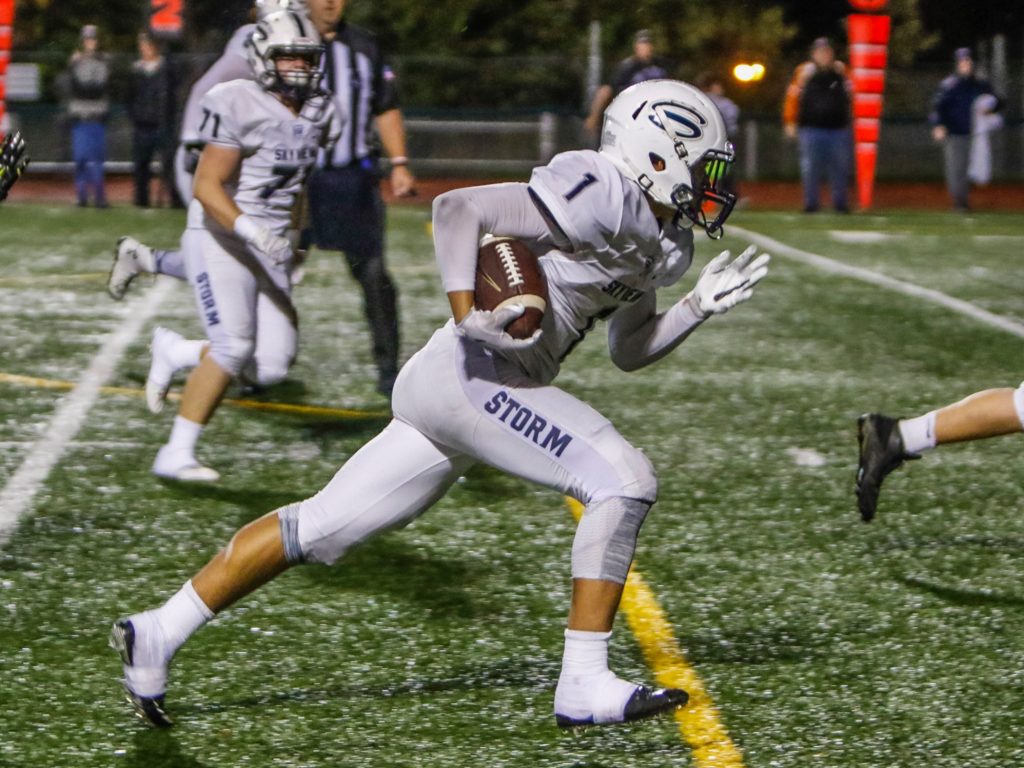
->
733, 62, 766, 83
733, 64, 753, 82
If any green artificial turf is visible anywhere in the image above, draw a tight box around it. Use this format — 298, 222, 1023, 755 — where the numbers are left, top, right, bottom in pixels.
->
1, 202, 1023, 767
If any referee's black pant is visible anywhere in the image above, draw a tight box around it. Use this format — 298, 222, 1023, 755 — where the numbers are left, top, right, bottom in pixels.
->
307, 164, 400, 392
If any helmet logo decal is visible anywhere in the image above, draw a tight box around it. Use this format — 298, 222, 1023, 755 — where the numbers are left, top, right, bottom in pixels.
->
648, 101, 707, 140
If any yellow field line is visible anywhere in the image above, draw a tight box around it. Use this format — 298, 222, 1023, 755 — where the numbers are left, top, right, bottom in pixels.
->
0, 372, 390, 421
0, 272, 108, 286
0, 261, 437, 288
566, 498, 744, 767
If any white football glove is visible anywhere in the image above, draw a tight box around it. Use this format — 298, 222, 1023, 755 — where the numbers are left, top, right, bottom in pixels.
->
691, 245, 770, 317
456, 305, 541, 352
234, 214, 292, 266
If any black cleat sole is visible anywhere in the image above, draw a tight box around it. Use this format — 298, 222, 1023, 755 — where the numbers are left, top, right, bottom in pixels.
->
555, 686, 688, 729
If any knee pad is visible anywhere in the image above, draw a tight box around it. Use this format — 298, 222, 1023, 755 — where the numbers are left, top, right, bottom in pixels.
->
1014, 383, 1024, 430
595, 443, 657, 505
253, 355, 293, 387
571, 497, 651, 584
208, 335, 255, 377
277, 503, 306, 564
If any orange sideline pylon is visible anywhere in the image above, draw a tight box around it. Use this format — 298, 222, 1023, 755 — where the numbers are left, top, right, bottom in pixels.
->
848, 12, 891, 210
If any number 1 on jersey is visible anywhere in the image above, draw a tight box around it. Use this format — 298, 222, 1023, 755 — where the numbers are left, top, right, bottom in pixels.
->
564, 173, 598, 202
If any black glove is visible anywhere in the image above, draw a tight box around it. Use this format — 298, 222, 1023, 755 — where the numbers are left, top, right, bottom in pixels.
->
0, 131, 29, 202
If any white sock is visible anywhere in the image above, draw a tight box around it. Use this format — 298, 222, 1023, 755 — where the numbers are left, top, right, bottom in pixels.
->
554, 629, 637, 723
167, 338, 205, 371
167, 415, 203, 455
899, 411, 937, 454
154, 580, 215, 651
126, 581, 213, 696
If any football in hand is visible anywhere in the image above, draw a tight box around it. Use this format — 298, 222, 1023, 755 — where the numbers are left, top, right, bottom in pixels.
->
474, 237, 548, 339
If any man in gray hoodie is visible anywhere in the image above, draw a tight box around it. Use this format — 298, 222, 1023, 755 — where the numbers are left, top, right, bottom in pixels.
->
66, 24, 110, 207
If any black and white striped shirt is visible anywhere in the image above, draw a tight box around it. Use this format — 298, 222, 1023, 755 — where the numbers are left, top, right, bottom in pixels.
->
319, 21, 399, 168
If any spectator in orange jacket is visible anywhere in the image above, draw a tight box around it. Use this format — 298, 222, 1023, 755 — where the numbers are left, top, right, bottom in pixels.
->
783, 38, 852, 213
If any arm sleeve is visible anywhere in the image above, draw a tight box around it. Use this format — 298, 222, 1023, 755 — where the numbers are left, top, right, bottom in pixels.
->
782, 63, 809, 127
368, 33, 400, 115
929, 79, 951, 126
432, 183, 554, 293
606, 291, 707, 372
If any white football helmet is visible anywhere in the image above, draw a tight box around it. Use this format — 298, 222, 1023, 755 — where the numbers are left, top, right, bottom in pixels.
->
247, 10, 324, 103
254, 0, 308, 20
600, 79, 736, 238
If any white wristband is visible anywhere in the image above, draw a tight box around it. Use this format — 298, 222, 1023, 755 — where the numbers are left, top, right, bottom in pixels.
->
233, 213, 263, 244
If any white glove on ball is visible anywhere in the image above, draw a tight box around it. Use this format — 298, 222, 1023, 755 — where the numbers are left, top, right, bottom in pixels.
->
456, 305, 541, 352
691, 245, 770, 316
234, 213, 292, 266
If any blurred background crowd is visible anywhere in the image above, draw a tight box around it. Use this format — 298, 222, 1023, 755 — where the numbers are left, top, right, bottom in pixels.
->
2, 0, 1022, 199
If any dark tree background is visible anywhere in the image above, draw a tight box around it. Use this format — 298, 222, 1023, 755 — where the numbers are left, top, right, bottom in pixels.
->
10, 0, 1020, 111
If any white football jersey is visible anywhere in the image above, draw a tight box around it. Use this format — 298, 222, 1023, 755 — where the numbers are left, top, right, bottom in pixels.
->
508, 150, 695, 383
187, 79, 341, 235
180, 24, 254, 145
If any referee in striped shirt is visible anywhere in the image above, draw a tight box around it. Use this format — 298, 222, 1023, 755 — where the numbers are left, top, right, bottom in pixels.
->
306, 0, 415, 396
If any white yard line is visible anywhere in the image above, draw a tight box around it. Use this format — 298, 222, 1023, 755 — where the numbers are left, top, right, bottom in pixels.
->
0, 278, 176, 545
827, 230, 901, 244
731, 225, 1024, 341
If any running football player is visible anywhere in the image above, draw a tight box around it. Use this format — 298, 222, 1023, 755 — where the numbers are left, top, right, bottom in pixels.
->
145, 10, 339, 482
111, 80, 769, 729
857, 386, 1024, 520
106, 0, 339, 299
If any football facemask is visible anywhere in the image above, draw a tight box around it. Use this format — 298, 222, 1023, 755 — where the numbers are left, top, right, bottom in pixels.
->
670, 147, 736, 239
269, 47, 323, 102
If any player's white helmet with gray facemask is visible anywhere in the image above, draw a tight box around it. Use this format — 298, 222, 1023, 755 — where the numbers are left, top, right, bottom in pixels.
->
255, 0, 308, 20
600, 79, 736, 238
247, 10, 324, 104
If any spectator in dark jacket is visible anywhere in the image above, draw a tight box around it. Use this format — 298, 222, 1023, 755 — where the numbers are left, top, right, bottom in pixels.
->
930, 48, 1002, 211
584, 30, 672, 141
129, 32, 176, 207
783, 38, 852, 213
67, 24, 110, 207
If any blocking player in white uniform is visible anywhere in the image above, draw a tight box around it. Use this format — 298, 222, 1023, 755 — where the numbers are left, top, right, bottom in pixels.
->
110, 81, 770, 729
145, 11, 340, 482
106, 0, 339, 297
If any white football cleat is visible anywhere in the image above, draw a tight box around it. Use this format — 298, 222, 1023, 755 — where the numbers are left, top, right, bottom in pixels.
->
146, 327, 183, 414
108, 236, 155, 300
152, 445, 220, 483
